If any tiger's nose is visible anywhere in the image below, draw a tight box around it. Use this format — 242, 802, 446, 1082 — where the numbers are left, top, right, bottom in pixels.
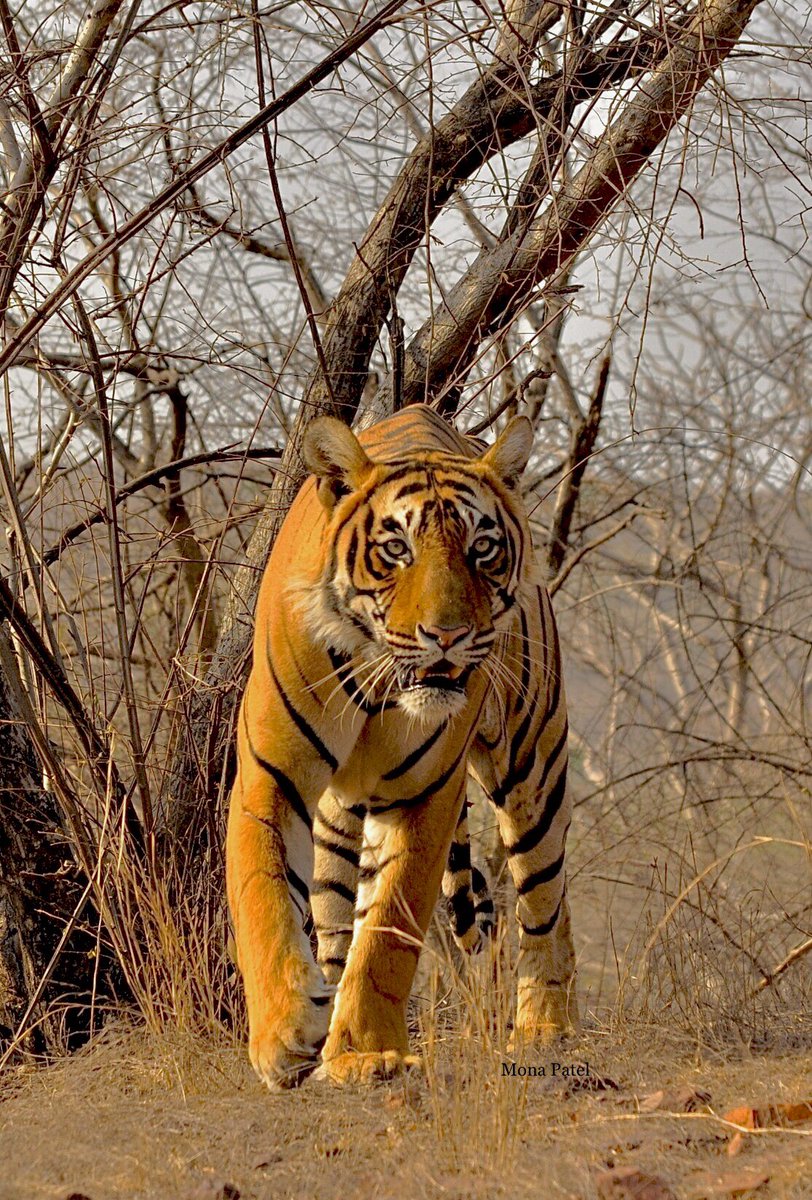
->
417, 623, 472, 650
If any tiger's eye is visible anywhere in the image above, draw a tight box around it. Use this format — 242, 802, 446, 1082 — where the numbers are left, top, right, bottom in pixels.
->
473, 536, 497, 555
384, 538, 409, 559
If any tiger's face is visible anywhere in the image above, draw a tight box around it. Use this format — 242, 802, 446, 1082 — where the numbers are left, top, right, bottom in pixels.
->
300, 415, 534, 722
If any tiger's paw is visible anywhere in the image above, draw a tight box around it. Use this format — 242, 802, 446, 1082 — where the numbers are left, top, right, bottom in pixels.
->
508, 1022, 576, 1054
248, 988, 332, 1090
511, 983, 579, 1051
315, 1049, 422, 1087
250, 1028, 321, 1090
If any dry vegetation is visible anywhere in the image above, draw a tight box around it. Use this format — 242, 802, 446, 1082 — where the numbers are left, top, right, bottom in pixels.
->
0, 0, 811, 1195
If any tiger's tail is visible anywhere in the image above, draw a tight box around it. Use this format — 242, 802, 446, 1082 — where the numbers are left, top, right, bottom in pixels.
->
442, 800, 496, 953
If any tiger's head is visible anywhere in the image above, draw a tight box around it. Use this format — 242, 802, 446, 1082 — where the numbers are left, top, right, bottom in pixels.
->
299, 414, 534, 722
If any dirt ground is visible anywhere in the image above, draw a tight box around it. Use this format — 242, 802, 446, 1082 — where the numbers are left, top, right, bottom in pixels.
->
0, 1018, 810, 1200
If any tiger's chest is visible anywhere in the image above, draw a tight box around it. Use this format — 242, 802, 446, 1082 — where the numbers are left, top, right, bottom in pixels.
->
328, 703, 476, 811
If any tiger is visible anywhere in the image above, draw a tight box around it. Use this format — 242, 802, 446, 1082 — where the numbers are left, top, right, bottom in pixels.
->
226, 403, 578, 1088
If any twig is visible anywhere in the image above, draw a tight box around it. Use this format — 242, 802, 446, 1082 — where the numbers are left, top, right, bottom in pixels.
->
750, 936, 812, 996
41, 446, 280, 566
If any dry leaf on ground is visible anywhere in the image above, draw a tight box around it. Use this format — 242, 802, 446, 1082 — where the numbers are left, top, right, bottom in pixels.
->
723, 1099, 812, 1155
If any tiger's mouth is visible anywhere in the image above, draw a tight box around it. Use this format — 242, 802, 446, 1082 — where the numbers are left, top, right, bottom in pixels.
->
395, 662, 472, 705
399, 662, 473, 695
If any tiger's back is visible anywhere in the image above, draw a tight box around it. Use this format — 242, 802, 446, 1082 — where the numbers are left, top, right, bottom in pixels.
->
227, 404, 577, 1087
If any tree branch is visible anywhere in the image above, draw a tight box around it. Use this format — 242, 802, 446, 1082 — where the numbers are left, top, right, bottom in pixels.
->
398, 0, 764, 409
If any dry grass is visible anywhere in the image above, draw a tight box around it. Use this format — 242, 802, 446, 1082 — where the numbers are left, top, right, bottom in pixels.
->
1, 881, 811, 1200
2, 721, 810, 1199
0, 1014, 810, 1200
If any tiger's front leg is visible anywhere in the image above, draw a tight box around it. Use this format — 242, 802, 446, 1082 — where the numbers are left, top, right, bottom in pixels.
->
226, 689, 338, 1090
318, 771, 467, 1085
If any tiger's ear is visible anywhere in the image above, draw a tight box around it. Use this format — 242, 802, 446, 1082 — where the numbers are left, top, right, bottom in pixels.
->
303, 416, 373, 513
479, 416, 533, 489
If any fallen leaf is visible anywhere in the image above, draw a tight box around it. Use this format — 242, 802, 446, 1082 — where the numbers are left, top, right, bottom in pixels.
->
594, 1165, 678, 1199
772, 1100, 812, 1125
723, 1106, 758, 1156
640, 1086, 711, 1113
688, 1163, 770, 1196
723, 1099, 812, 1155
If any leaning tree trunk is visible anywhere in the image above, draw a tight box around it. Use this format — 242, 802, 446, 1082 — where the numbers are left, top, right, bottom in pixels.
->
0, 631, 112, 1059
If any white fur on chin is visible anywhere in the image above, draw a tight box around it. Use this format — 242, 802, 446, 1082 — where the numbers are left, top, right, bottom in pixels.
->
396, 685, 468, 723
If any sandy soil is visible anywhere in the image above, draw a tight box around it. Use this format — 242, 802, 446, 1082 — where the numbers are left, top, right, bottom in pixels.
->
0, 1020, 809, 1200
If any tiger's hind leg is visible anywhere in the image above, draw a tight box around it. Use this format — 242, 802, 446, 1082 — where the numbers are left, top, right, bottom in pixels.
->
472, 625, 578, 1043
442, 799, 495, 953
312, 792, 363, 986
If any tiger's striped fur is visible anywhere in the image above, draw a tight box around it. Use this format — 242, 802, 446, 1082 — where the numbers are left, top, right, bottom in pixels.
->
226, 404, 577, 1088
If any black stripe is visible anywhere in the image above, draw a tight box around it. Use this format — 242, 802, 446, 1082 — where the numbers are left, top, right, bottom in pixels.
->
376, 463, 429, 486
345, 609, 373, 638
495, 713, 567, 813
446, 886, 476, 937
490, 693, 541, 807
286, 867, 310, 904
439, 478, 479, 501
381, 721, 447, 781
546, 661, 562, 722
393, 479, 428, 501
446, 838, 470, 874
519, 896, 563, 938
267, 647, 338, 771
313, 834, 359, 867
506, 758, 568, 858
346, 528, 359, 578
370, 743, 467, 814
471, 865, 489, 894
516, 847, 566, 895
359, 852, 400, 881
324, 491, 367, 580
245, 722, 312, 831
318, 956, 346, 969
311, 878, 356, 903
315, 811, 359, 840
414, 498, 437, 538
